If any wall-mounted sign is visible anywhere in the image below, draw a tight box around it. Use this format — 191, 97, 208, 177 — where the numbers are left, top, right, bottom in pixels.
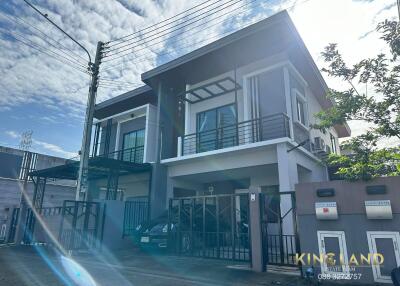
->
365, 200, 392, 219
250, 193, 256, 202
315, 202, 338, 220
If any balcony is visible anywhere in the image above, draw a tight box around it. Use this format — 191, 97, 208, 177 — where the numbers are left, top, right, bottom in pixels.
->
180, 113, 290, 156
93, 146, 145, 164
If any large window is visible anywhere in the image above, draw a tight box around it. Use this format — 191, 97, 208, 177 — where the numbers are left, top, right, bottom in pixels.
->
197, 104, 237, 152
122, 129, 145, 163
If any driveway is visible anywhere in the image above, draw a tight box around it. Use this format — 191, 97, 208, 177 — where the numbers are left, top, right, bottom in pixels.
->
0, 245, 327, 286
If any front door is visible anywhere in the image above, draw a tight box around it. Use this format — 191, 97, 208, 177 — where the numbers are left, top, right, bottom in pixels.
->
317, 231, 350, 275
367, 231, 400, 283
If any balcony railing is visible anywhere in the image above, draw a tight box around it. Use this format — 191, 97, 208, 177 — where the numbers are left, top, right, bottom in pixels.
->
94, 146, 145, 164
181, 113, 290, 156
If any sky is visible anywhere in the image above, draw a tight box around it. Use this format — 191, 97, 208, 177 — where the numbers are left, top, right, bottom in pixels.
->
0, 0, 397, 158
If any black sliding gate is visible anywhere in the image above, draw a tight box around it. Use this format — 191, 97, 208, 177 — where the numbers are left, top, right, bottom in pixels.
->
260, 192, 300, 267
168, 194, 250, 262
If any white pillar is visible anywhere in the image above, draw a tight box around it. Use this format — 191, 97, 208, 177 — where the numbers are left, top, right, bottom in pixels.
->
276, 143, 298, 235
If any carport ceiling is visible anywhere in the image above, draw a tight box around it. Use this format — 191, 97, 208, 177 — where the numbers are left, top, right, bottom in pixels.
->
174, 164, 278, 184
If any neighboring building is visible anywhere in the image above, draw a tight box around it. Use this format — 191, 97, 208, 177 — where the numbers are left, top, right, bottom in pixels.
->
0, 146, 75, 242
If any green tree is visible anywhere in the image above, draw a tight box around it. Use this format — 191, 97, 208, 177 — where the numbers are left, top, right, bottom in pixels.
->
314, 20, 400, 181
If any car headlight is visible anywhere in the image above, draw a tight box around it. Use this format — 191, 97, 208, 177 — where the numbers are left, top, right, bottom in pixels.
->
162, 224, 168, 233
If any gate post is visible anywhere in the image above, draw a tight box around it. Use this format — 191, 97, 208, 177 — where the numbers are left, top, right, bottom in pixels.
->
249, 187, 263, 272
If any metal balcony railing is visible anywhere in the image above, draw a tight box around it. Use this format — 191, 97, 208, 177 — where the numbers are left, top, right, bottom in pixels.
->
181, 113, 290, 156
93, 146, 145, 164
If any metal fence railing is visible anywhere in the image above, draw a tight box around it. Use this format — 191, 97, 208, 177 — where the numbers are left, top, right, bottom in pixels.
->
123, 200, 149, 237
182, 113, 290, 156
93, 146, 145, 164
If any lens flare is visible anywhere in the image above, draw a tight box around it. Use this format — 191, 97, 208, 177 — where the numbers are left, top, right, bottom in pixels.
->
60, 256, 96, 286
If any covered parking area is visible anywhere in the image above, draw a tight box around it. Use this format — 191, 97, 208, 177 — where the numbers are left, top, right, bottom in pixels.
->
17, 157, 152, 251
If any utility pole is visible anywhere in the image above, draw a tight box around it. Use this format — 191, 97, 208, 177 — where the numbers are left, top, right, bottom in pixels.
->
398, 0, 400, 20
76, 41, 104, 199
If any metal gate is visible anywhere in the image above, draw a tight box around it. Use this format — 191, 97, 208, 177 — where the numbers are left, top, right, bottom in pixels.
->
6, 207, 19, 243
168, 194, 250, 262
260, 191, 300, 267
59, 201, 101, 251
123, 200, 149, 237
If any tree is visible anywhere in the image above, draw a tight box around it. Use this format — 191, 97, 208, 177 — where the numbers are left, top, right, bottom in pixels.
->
313, 20, 400, 181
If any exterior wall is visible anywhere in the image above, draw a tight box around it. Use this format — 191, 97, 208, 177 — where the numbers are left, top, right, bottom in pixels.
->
88, 172, 150, 201
296, 177, 400, 284
0, 177, 75, 241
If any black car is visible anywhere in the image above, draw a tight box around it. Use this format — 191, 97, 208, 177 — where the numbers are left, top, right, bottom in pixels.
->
136, 215, 173, 249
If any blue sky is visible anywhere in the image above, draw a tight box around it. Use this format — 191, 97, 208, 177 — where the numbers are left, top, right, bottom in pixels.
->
0, 0, 397, 158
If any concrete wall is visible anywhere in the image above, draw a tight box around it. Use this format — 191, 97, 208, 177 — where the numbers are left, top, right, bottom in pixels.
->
296, 176, 400, 284
0, 177, 75, 242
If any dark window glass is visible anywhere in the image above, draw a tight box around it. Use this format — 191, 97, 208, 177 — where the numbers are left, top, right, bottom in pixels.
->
122, 129, 145, 162
197, 104, 236, 152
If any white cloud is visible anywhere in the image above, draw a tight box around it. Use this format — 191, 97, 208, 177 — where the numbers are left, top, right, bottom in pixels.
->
0, 0, 398, 148
5, 130, 19, 139
5, 129, 76, 158
31, 138, 77, 158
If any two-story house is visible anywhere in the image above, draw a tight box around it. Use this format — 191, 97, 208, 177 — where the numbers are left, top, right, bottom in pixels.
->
24, 11, 351, 260
139, 10, 350, 225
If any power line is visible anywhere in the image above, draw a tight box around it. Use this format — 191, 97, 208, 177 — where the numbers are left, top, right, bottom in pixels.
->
0, 29, 91, 75
101, 0, 311, 72
0, 10, 88, 65
108, 0, 218, 44
106, 0, 232, 50
103, 0, 246, 59
102, 0, 258, 63
21, 0, 92, 64
100, 1, 259, 73
0, 12, 89, 69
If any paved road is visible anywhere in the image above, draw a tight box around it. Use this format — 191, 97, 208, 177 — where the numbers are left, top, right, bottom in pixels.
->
0, 246, 322, 286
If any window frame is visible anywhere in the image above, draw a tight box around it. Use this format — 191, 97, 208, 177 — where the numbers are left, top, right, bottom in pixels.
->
292, 88, 308, 128
330, 133, 337, 154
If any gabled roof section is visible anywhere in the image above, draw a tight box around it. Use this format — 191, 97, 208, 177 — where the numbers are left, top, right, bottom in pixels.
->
140, 10, 350, 137
94, 85, 156, 120
142, 11, 289, 82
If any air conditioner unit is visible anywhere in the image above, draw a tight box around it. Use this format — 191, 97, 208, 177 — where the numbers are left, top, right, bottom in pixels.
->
313, 137, 326, 152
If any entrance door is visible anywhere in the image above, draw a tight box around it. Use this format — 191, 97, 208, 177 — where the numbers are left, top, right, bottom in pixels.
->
367, 231, 400, 283
317, 231, 350, 275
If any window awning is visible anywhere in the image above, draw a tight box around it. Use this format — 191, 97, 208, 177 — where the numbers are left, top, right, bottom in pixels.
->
29, 157, 151, 180
178, 76, 241, 104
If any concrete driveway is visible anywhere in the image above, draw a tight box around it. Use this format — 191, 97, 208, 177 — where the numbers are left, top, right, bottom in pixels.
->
0, 245, 333, 286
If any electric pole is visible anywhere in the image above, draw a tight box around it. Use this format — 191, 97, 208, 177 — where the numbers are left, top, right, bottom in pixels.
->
76, 41, 104, 199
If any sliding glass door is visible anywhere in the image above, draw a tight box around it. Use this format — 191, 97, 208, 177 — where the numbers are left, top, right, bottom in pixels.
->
197, 104, 237, 152
122, 129, 145, 163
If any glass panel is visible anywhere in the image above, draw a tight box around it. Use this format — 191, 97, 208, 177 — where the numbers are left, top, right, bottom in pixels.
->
197, 109, 217, 152
122, 129, 145, 162
375, 238, 397, 277
324, 236, 342, 272
297, 98, 305, 125
218, 105, 237, 148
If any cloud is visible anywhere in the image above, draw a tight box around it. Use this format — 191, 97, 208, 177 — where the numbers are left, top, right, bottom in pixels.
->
5, 130, 19, 139
31, 138, 77, 158
0, 0, 398, 149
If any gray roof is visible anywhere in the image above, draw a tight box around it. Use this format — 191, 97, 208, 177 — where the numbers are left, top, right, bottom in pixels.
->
142, 11, 289, 81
